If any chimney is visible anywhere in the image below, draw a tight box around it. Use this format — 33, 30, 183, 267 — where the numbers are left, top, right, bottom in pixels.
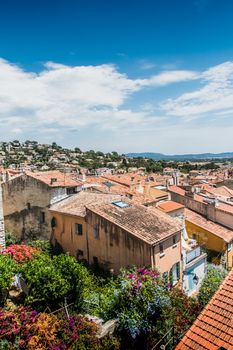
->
50, 177, 57, 185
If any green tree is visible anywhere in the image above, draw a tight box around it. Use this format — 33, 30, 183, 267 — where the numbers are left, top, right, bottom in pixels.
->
22, 253, 93, 308
198, 264, 227, 306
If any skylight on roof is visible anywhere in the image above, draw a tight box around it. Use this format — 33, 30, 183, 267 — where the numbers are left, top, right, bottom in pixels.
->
112, 200, 131, 208
102, 181, 115, 188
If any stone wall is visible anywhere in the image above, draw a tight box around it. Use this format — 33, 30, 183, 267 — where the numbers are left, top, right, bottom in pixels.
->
2, 175, 51, 240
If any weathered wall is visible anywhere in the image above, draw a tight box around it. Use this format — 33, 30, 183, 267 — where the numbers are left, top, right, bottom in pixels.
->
2, 175, 52, 240
50, 212, 87, 258
86, 209, 152, 272
153, 233, 182, 275
213, 208, 233, 230
170, 192, 207, 216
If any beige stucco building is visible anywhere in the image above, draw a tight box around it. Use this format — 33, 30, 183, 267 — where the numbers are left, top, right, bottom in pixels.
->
2, 171, 82, 240
50, 191, 182, 281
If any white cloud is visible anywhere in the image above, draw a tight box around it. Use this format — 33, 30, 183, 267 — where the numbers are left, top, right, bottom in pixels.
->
161, 61, 233, 117
0, 58, 198, 134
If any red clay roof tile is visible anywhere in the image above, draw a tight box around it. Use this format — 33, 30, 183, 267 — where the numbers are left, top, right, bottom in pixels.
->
175, 269, 233, 350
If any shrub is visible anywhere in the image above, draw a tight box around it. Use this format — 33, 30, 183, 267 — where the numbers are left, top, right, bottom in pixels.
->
22, 253, 94, 307
98, 335, 121, 350
0, 254, 18, 301
2, 244, 40, 264
5, 232, 19, 247
198, 264, 227, 306
0, 306, 100, 350
28, 240, 51, 254
84, 267, 170, 339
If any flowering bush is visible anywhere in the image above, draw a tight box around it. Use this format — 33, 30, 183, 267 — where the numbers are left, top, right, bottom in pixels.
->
168, 288, 201, 337
0, 306, 101, 350
2, 244, 40, 264
84, 267, 170, 339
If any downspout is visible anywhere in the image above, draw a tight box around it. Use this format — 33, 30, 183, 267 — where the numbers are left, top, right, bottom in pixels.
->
151, 244, 155, 270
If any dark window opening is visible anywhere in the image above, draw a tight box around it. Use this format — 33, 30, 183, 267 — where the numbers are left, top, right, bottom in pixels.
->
159, 243, 164, 254
67, 187, 77, 195
93, 256, 99, 266
27, 203, 31, 210
40, 212, 45, 224
77, 250, 84, 259
75, 223, 83, 235
51, 217, 57, 228
93, 225, 99, 239
173, 235, 177, 245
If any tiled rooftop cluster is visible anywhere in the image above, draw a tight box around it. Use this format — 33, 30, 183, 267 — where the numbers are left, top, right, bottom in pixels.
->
176, 269, 233, 350
185, 208, 233, 243
26, 171, 82, 188
51, 191, 181, 245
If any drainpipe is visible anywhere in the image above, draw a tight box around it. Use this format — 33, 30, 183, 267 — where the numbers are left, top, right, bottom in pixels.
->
151, 245, 155, 269
85, 211, 90, 264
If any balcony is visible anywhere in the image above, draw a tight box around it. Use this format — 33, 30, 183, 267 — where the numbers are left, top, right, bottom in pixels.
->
185, 246, 202, 264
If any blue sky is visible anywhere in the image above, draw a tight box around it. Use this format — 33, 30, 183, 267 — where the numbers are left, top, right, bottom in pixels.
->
1, 0, 233, 153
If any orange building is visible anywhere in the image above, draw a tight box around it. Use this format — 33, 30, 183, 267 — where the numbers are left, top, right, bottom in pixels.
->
50, 191, 182, 280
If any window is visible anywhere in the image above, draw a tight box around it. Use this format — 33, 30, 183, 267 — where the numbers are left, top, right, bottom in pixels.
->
170, 262, 180, 286
75, 223, 83, 235
172, 235, 177, 246
192, 233, 197, 240
93, 225, 99, 239
93, 256, 99, 266
76, 250, 83, 259
176, 262, 180, 280
40, 212, 45, 224
27, 202, 31, 210
51, 217, 57, 228
66, 187, 77, 195
159, 243, 164, 256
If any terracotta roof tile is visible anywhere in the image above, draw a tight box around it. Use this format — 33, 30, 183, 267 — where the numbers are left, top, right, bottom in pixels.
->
168, 185, 186, 196
157, 200, 184, 213
50, 191, 181, 245
26, 171, 82, 188
175, 269, 233, 350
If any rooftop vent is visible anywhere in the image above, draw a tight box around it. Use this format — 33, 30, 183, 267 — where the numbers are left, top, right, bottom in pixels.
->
112, 200, 131, 209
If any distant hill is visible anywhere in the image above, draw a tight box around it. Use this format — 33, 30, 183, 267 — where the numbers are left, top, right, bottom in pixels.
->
126, 152, 233, 161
